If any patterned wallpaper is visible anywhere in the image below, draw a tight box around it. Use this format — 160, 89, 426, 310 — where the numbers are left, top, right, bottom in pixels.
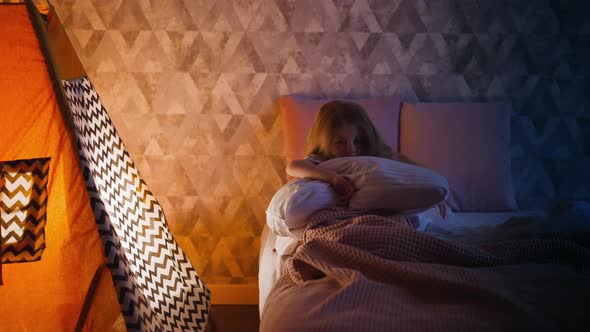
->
46, 0, 589, 286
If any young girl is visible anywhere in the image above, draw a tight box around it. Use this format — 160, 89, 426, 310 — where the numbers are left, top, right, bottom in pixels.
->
286, 100, 413, 201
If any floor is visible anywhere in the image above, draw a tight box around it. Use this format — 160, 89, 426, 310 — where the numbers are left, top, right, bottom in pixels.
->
205, 305, 260, 332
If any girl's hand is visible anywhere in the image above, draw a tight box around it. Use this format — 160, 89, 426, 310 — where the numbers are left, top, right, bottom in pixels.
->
286, 159, 356, 201
330, 174, 356, 202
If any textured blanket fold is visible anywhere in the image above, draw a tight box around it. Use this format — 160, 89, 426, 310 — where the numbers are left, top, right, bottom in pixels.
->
261, 209, 590, 332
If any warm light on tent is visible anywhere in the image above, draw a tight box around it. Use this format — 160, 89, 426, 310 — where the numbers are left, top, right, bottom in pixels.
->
0, 2, 210, 331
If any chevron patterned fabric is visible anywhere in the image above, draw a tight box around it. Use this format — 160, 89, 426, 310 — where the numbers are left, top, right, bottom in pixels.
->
62, 77, 210, 332
0, 157, 49, 264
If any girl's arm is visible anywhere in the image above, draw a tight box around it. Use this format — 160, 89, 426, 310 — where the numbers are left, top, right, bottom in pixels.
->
286, 159, 336, 183
286, 159, 355, 201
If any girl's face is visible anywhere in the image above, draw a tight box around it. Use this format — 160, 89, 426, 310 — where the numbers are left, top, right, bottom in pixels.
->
329, 125, 364, 158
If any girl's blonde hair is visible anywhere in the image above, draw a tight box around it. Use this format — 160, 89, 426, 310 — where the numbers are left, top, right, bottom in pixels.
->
304, 100, 394, 160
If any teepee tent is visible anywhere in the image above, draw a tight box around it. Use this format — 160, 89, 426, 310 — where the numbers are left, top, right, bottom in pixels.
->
0, 2, 210, 331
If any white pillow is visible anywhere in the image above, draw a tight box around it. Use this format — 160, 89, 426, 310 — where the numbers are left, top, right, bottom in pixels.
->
265, 179, 344, 238
266, 156, 449, 238
318, 156, 449, 212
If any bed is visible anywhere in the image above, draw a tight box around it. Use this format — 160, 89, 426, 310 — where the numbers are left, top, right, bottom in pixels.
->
258, 95, 590, 331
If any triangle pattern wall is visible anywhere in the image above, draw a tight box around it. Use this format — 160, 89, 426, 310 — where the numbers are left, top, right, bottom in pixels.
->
48, 0, 589, 285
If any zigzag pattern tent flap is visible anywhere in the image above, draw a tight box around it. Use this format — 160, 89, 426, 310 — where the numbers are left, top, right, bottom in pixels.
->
62, 76, 210, 332
0, 157, 49, 264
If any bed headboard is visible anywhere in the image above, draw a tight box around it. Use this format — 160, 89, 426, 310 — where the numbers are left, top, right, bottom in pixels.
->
278, 95, 518, 213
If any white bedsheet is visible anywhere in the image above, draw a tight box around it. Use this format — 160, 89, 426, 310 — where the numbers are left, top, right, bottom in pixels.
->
424, 210, 547, 244
258, 227, 299, 314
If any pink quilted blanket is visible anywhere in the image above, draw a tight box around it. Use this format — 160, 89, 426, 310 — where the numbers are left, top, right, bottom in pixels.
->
261, 209, 590, 331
